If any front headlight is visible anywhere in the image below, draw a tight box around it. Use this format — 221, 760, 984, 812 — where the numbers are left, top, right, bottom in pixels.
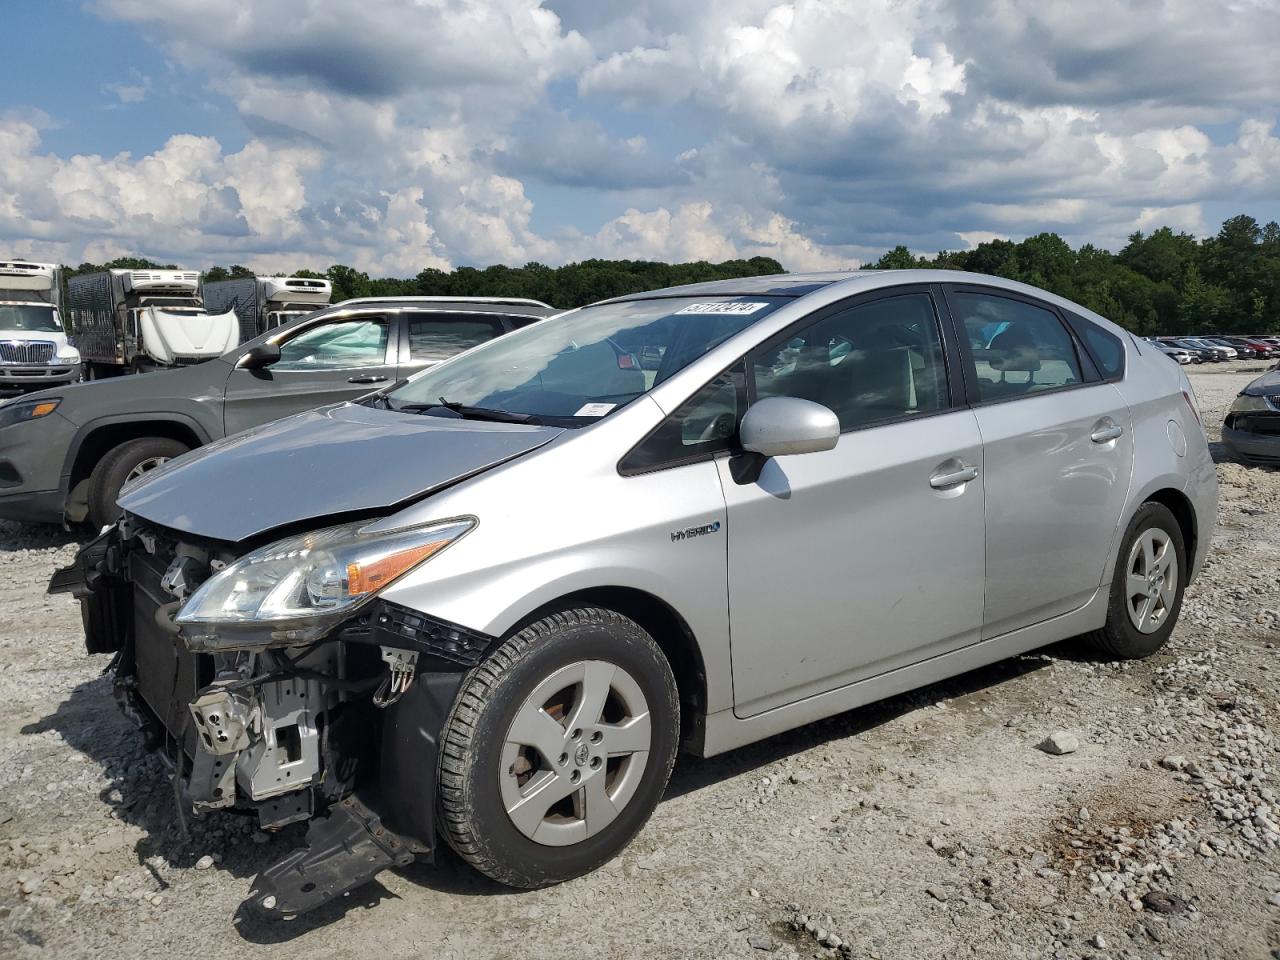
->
176, 517, 475, 645
1230, 394, 1275, 413
0, 397, 60, 430
56, 346, 80, 364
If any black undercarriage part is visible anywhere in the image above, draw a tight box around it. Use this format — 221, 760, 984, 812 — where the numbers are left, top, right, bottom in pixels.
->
247, 794, 421, 919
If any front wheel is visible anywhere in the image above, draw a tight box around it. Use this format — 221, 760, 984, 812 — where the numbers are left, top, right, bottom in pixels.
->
86, 436, 190, 529
437, 607, 679, 888
1088, 502, 1187, 659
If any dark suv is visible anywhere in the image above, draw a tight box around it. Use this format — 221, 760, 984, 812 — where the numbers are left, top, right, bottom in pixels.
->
0, 297, 556, 527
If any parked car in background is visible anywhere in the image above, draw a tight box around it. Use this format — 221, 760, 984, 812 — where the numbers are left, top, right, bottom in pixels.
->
1160, 338, 1221, 363
52, 270, 1217, 919
1145, 339, 1196, 364
1220, 336, 1280, 360
0, 296, 556, 528
1222, 366, 1280, 464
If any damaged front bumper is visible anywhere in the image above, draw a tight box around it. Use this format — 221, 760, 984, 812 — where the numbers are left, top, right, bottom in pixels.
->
49, 520, 494, 918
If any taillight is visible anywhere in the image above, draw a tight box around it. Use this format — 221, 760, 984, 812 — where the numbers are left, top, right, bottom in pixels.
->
617, 353, 636, 369
1182, 389, 1202, 426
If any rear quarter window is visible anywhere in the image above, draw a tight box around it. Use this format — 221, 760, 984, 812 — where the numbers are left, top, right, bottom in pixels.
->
1066, 313, 1126, 381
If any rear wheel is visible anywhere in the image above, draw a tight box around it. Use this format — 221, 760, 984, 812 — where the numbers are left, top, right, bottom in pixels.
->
438, 607, 679, 887
1088, 502, 1187, 659
86, 436, 189, 529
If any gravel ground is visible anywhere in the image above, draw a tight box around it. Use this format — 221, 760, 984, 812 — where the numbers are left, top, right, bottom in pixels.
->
1, 366, 1277, 960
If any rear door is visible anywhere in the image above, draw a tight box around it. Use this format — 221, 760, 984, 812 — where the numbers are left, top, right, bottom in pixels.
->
222, 311, 398, 435
943, 285, 1134, 638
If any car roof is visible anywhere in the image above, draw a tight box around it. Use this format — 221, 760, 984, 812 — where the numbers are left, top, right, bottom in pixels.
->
603, 272, 876, 301
327, 296, 559, 317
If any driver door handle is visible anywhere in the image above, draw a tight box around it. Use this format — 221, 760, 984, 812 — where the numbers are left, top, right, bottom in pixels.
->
929, 463, 979, 489
348, 375, 388, 384
1091, 422, 1123, 443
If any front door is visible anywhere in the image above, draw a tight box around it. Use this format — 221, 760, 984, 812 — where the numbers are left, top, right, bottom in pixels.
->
222, 312, 399, 435
944, 286, 1135, 637
721, 290, 987, 718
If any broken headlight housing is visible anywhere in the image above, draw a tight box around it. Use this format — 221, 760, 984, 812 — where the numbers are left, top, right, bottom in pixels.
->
176, 517, 475, 648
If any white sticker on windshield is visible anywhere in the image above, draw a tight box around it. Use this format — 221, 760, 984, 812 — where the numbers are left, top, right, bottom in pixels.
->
573, 402, 616, 417
674, 301, 769, 315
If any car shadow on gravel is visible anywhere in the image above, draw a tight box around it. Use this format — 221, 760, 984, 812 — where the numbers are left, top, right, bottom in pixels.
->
0, 519, 76, 553
662, 649, 1063, 801
25, 634, 1109, 943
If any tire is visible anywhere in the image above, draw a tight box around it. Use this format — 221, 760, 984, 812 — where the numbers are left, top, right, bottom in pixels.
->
86, 436, 190, 529
438, 607, 679, 888
1088, 502, 1187, 659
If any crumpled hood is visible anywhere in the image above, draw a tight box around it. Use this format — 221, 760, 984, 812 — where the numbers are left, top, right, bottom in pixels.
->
139, 308, 240, 363
1244, 368, 1280, 396
118, 403, 564, 542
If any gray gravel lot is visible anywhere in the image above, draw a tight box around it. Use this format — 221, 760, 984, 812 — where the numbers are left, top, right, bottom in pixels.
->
1, 366, 1277, 960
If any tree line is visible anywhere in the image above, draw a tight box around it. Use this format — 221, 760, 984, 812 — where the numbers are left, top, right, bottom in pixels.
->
58, 212, 1280, 335
870, 214, 1280, 335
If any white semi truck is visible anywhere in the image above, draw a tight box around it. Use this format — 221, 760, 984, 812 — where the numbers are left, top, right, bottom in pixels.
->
66, 269, 239, 377
0, 260, 82, 394
202, 275, 333, 342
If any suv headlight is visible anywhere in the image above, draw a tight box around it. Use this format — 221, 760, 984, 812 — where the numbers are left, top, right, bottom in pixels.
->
176, 517, 475, 646
0, 397, 60, 430
1230, 394, 1275, 413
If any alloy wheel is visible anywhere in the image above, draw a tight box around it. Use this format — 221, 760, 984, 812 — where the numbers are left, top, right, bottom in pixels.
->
499, 659, 652, 846
1125, 528, 1179, 634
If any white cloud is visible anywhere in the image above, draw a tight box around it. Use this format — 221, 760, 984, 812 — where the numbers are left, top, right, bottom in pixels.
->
0, 0, 1275, 275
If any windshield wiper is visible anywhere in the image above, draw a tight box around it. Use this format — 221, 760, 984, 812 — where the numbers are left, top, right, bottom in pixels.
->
393, 397, 543, 425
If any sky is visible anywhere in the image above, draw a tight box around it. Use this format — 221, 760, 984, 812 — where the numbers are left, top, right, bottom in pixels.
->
1, 0, 1278, 275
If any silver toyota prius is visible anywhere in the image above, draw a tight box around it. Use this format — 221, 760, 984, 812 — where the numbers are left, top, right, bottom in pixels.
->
53, 270, 1218, 918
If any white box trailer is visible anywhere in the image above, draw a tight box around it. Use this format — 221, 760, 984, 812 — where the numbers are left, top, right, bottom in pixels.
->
67, 269, 239, 376
203, 276, 333, 342
0, 260, 81, 392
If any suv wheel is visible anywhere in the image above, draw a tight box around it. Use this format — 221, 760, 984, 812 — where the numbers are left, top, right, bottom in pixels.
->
1088, 502, 1187, 659
86, 437, 190, 529
438, 607, 679, 887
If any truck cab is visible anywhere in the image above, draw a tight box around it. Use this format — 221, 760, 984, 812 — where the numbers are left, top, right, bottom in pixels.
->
0, 260, 82, 394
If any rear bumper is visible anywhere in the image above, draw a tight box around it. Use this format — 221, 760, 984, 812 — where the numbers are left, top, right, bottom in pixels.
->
1222, 424, 1280, 464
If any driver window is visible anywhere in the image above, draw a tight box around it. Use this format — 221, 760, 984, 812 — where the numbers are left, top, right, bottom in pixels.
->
752, 293, 948, 431
273, 317, 390, 371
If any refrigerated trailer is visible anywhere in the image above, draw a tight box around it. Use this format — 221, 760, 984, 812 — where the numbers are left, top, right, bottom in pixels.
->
0, 260, 81, 393
66, 269, 239, 377
203, 276, 333, 342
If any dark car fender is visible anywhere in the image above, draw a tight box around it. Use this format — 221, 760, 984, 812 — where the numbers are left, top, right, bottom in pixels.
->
58, 412, 216, 521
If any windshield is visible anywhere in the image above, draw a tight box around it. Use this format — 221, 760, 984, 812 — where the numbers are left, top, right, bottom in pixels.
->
386, 296, 787, 425
0, 304, 62, 332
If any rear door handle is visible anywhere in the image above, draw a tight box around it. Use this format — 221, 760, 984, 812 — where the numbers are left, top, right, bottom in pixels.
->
348, 375, 388, 384
1091, 423, 1123, 444
929, 463, 979, 489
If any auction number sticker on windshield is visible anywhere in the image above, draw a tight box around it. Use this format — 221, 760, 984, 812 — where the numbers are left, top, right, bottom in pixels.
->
574, 402, 616, 417
675, 301, 769, 315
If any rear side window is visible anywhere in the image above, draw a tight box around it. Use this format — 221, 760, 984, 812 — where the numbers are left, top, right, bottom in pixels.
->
1066, 313, 1126, 380
951, 292, 1082, 402
406, 314, 505, 362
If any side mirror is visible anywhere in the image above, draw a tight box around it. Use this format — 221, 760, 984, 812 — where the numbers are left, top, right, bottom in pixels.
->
239, 342, 281, 370
740, 396, 840, 458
